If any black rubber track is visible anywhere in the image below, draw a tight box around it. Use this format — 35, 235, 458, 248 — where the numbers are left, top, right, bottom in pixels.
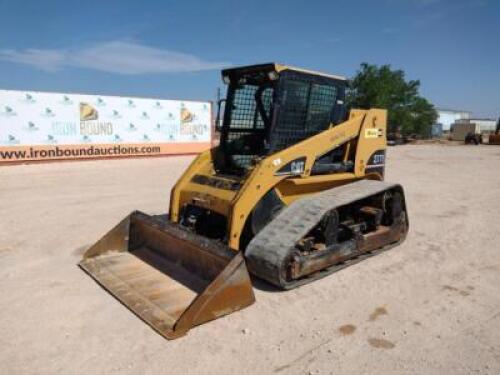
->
245, 179, 409, 289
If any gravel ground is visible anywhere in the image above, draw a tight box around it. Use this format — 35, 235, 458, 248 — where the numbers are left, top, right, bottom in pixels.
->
1, 144, 499, 375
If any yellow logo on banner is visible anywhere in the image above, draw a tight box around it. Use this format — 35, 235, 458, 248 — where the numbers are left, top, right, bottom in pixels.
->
80, 103, 99, 121
365, 128, 381, 138
181, 107, 194, 123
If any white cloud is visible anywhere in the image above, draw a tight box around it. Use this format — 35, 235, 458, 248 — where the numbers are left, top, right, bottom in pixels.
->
0, 40, 228, 74
0, 48, 65, 72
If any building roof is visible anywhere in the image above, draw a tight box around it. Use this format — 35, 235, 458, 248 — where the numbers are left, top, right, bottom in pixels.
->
436, 107, 472, 114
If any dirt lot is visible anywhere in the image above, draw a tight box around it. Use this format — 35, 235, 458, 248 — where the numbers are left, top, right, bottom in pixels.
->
1, 145, 499, 375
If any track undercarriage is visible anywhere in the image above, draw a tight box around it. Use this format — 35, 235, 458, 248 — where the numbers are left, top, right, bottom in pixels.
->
245, 179, 408, 289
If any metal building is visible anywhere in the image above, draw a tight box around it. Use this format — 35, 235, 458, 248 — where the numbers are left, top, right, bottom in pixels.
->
469, 118, 497, 132
436, 108, 472, 132
454, 118, 498, 133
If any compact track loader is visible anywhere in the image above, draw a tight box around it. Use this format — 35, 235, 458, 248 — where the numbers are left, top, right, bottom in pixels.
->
80, 63, 409, 339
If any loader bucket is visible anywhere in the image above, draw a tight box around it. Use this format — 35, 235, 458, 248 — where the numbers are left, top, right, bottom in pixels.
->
79, 211, 255, 340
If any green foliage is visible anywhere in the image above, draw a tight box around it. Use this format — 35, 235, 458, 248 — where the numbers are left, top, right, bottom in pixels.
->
348, 63, 437, 137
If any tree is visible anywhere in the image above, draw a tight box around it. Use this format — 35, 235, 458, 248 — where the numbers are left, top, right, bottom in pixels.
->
348, 63, 437, 137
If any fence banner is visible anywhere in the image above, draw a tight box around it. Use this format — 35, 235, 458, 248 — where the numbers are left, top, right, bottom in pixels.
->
0, 89, 212, 163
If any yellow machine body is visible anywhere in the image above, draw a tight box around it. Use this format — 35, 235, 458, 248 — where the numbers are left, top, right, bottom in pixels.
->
170, 108, 387, 250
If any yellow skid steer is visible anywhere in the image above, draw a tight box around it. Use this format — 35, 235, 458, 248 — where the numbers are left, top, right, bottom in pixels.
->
80, 63, 408, 339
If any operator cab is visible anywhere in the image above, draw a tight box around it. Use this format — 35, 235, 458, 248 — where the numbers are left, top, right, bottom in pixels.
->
215, 63, 348, 175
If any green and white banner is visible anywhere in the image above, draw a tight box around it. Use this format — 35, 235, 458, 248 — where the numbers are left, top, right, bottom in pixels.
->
0, 89, 212, 163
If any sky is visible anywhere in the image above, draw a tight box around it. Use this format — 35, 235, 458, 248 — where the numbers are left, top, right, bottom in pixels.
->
0, 0, 498, 118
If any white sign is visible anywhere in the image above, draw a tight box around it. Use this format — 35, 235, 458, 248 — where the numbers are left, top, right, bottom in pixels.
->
0, 90, 212, 163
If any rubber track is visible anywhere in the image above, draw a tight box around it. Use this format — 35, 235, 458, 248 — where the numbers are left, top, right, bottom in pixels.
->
245, 179, 407, 289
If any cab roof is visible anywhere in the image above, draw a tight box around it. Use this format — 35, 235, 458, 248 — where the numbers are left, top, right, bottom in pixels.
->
221, 63, 347, 82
